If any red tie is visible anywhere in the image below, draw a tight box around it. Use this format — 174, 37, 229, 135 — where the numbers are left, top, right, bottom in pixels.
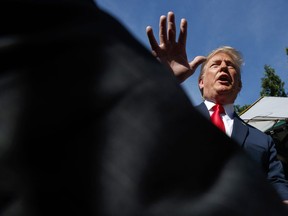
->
211, 104, 225, 132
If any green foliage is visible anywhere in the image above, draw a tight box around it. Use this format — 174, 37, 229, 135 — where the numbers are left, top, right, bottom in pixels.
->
234, 104, 250, 115
260, 64, 287, 97
237, 50, 287, 116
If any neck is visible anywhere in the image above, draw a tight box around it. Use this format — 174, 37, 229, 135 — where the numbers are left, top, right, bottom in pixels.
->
203, 95, 235, 105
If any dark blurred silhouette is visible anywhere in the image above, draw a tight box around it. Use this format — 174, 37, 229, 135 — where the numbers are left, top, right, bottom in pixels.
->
0, 1, 287, 215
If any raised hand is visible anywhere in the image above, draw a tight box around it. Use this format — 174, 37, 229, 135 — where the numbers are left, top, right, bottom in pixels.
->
146, 11, 206, 83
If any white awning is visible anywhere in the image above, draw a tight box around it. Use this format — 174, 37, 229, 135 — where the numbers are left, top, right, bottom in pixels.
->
240, 96, 288, 132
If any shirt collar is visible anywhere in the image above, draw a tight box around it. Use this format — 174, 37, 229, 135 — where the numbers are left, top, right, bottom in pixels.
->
204, 100, 235, 118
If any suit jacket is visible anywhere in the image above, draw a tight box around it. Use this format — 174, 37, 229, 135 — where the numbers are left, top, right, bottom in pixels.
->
0, 1, 288, 215
196, 102, 288, 200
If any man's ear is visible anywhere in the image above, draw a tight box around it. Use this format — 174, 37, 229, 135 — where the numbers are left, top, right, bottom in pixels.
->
198, 78, 204, 90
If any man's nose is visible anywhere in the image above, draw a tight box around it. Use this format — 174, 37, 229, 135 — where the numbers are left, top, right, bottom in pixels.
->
220, 61, 228, 71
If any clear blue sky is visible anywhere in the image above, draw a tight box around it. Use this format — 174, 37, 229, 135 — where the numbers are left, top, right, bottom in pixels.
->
96, 0, 288, 107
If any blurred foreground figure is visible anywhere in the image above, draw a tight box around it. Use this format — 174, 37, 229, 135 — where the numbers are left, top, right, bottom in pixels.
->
0, 1, 287, 215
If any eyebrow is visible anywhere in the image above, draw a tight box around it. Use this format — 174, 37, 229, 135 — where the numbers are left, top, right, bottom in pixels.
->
210, 59, 235, 66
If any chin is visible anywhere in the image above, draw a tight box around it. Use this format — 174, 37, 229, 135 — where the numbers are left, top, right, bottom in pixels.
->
217, 90, 235, 98
217, 87, 231, 94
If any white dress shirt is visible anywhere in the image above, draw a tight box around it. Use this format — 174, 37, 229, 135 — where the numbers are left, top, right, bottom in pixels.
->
204, 100, 235, 137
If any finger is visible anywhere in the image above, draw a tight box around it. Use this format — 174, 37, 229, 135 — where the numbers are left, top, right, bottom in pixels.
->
146, 26, 160, 52
167, 11, 176, 42
189, 56, 207, 71
178, 18, 187, 46
159, 15, 167, 45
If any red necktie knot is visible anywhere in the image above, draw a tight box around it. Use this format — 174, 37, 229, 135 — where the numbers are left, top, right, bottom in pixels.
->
212, 104, 225, 114
211, 104, 226, 132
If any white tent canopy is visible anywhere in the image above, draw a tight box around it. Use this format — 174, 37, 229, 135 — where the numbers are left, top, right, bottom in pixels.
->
240, 96, 288, 132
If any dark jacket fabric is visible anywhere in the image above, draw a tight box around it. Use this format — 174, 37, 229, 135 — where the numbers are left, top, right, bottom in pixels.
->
0, 1, 288, 215
196, 102, 288, 200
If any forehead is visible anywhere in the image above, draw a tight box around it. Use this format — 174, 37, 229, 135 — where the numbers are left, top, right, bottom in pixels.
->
208, 52, 233, 62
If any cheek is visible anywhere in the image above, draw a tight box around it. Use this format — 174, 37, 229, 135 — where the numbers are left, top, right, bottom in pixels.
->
205, 69, 216, 78
233, 74, 242, 87
203, 74, 214, 86
236, 80, 242, 91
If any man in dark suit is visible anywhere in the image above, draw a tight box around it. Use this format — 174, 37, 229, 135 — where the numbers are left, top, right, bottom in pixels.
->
0, 1, 288, 215
146, 11, 288, 203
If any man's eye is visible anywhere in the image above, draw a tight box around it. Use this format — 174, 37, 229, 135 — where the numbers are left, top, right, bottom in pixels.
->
211, 64, 219, 68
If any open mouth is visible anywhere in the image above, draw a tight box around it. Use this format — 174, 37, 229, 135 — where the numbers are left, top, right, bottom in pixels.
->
217, 74, 231, 84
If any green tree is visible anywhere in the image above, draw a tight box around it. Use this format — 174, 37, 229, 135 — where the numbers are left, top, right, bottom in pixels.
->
234, 104, 250, 115
260, 64, 287, 97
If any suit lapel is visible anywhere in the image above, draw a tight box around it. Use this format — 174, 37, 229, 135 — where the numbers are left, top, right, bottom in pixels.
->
196, 103, 248, 147
231, 115, 248, 147
195, 102, 210, 120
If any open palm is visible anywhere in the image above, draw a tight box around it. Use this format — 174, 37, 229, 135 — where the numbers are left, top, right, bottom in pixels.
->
146, 11, 206, 82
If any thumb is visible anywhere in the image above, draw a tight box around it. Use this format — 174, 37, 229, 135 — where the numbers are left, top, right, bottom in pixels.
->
189, 56, 207, 72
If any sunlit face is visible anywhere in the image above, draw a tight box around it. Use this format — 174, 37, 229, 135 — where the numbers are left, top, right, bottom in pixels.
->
198, 52, 242, 104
